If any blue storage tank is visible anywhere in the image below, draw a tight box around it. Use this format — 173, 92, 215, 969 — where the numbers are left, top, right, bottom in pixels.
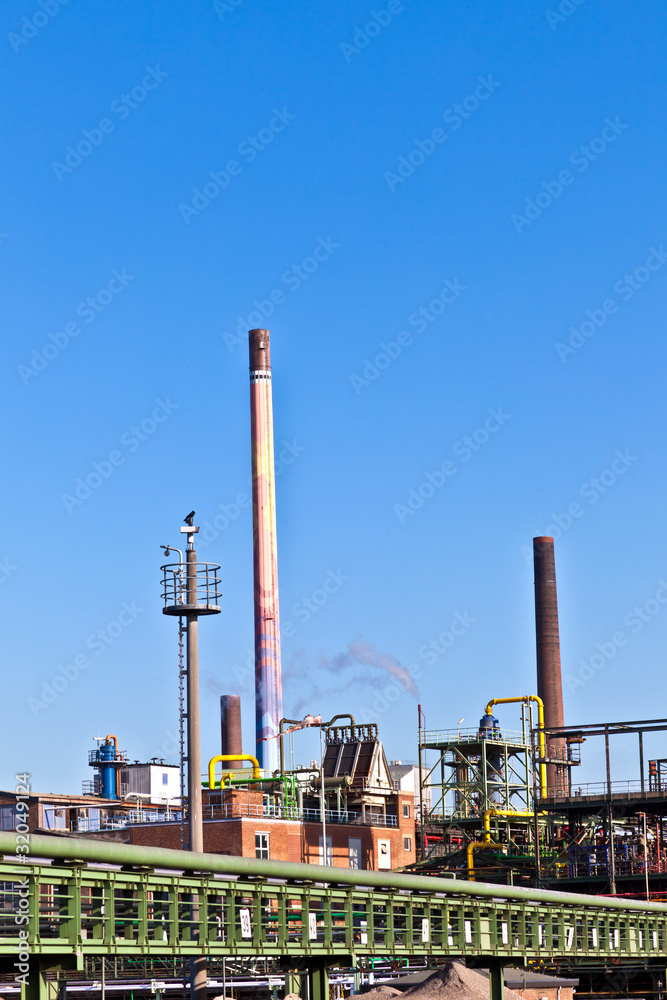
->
88, 737, 121, 800
98, 741, 117, 799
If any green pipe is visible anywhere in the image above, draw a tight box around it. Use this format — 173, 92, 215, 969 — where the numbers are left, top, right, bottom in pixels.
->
5, 832, 667, 914
212, 773, 298, 814
212, 777, 281, 787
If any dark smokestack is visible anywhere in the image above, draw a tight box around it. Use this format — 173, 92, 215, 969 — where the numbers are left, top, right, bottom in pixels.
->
533, 536, 566, 796
220, 695, 243, 770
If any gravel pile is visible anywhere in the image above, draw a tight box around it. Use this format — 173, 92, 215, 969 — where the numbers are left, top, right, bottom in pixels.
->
395, 963, 519, 1000
360, 987, 403, 999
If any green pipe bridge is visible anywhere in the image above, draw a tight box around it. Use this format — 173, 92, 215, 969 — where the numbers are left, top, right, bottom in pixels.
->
4, 834, 667, 1000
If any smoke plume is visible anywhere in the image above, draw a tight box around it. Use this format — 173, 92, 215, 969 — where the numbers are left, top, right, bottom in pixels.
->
319, 636, 419, 698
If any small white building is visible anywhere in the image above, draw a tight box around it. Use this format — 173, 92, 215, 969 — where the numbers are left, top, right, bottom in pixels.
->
389, 761, 431, 818
120, 761, 181, 806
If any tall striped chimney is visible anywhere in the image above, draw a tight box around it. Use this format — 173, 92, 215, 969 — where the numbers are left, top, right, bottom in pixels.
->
249, 329, 283, 772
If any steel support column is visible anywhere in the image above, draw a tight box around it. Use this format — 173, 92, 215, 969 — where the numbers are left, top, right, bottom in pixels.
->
307, 963, 329, 1000
284, 970, 302, 997
488, 964, 505, 1000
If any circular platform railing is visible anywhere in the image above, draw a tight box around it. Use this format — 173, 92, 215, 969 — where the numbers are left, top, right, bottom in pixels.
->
160, 561, 221, 616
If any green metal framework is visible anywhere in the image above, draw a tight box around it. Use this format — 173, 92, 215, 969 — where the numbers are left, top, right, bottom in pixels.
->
419, 726, 533, 853
6, 860, 667, 962
3, 833, 667, 964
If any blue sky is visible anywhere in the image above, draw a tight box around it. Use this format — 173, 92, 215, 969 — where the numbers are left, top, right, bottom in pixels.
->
2, 0, 666, 793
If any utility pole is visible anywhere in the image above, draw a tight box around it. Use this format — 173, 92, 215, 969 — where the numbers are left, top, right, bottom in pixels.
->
320, 725, 327, 865
641, 812, 650, 900
184, 521, 203, 856
161, 514, 221, 1000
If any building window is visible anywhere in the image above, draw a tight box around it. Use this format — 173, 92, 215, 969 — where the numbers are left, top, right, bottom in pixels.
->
404, 836, 412, 851
348, 837, 362, 870
162, 773, 169, 785
0, 806, 15, 831
255, 832, 269, 860
403, 803, 411, 818
0, 881, 15, 908
43, 808, 67, 830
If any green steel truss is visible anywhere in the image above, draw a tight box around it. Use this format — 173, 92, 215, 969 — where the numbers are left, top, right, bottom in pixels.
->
2, 834, 667, 965
4, 860, 667, 963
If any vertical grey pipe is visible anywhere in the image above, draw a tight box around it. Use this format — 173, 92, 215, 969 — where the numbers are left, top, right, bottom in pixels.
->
185, 540, 206, 999
533, 537, 566, 797
186, 543, 202, 851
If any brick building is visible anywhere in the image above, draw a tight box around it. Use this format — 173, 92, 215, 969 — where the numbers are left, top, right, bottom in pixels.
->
0, 723, 416, 872
126, 784, 415, 869
128, 723, 416, 869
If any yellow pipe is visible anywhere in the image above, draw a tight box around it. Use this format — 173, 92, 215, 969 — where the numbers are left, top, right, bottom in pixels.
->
467, 840, 504, 880
208, 754, 261, 789
485, 695, 547, 796
105, 734, 119, 755
483, 808, 536, 842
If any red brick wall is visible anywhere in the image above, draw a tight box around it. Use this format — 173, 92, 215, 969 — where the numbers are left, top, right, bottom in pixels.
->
513, 989, 573, 1000
128, 812, 415, 870
123, 789, 416, 870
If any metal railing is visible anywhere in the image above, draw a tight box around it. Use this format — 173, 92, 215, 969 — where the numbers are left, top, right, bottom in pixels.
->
192, 802, 399, 827
541, 779, 667, 801
71, 809, 183, 832
420, 728, 530, 747
160, 561, 221, 614
547, 845, 667, 880
68, 803, 398, 831
81, 780, 129, 797
87, 749, 127, 765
